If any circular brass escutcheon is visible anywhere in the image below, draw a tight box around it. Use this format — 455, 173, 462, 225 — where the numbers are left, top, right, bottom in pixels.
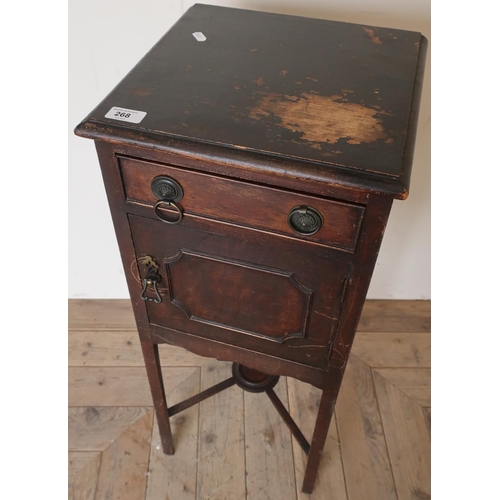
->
287, 205, 323, 235
151, 176, 184, 202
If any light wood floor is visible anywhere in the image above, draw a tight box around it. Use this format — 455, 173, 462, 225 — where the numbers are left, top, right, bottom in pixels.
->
69, 300, 430, 500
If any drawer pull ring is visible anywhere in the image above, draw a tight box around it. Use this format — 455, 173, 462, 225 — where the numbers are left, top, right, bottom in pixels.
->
288, 206, 323, 235
154, 200, 183, 224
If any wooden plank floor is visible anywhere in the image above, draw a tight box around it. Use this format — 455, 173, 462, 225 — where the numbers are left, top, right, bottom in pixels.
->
69, 299, 430, 500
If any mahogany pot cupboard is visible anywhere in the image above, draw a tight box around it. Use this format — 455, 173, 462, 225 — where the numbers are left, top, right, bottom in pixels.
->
75, 4, 427, 493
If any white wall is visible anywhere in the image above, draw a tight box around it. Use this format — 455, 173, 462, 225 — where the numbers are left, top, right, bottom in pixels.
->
69, 0, 430, 299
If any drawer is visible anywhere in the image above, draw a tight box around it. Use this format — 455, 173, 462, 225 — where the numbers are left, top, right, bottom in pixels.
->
118, 155, 365, 252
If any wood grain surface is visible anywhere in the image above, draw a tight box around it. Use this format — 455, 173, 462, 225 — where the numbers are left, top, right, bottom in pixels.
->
75, 4, 427, 195
244, 379, 297, 500
69, 299, 430, 499
146, 370, 201, 500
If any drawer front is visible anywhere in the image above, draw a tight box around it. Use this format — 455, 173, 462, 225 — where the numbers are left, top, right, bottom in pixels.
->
129, 214, 351, 369
119, 155, 365, 252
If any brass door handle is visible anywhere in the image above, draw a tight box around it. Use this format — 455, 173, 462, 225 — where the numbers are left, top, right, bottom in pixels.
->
139, 256, 162, 303
140, 278, 162, 303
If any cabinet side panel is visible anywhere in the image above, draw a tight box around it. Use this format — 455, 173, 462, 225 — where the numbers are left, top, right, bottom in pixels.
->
330, 195, 393, 372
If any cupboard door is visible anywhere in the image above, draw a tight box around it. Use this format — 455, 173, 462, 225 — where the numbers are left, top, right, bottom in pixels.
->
129, 215, 351, 369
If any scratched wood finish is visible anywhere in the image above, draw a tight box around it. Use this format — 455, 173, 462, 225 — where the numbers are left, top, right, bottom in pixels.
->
129, 214, 350, 369
75, 5, 427, 197
120, 156, 364, 252
151, 324, 327, 390
69, 300, 430, 499
105, 142, 373, 205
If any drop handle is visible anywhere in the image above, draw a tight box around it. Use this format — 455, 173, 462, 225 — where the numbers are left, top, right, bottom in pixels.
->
139, 256, 162, 304
140, 278, 162, 303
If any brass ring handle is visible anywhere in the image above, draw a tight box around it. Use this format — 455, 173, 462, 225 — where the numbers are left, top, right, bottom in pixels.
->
154, 200, 183, 224
287, 206, 323, 235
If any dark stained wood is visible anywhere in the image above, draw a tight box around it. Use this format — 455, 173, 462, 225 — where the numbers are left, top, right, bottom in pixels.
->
68, 298, 431, 333
119, 155, 365, 252
168, 377, 236, 417
301, 377, 339, 493
140, 341, 174, 455
129, 214, 350, 369
400, 35, 428, 198
75, 5, 426, 198
330, 195, 394, 370
113, 143, 373, 205
150, 325, 327, 390
301, 194, 393, 492
164, 249, 312, 342
75, 5, 427, 495
266, 388, 311, 455
81, 128, 409, 200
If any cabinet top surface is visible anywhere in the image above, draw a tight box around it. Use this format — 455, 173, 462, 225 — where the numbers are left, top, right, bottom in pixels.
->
75, 4, 426, 195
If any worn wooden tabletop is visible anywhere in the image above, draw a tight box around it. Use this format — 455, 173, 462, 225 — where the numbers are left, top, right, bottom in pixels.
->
77, 4, 426, 186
